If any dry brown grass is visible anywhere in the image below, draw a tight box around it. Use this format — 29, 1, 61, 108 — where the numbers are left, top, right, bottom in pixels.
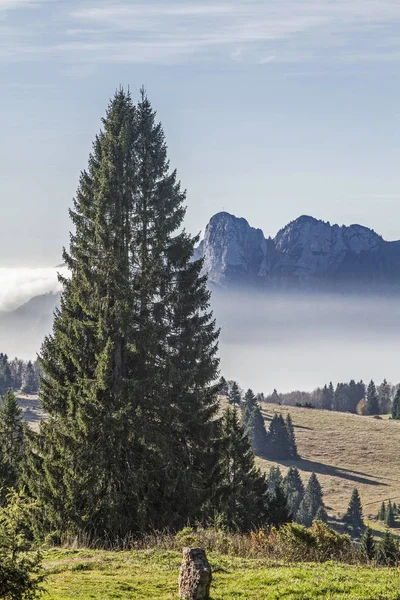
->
257, 403, 400, 522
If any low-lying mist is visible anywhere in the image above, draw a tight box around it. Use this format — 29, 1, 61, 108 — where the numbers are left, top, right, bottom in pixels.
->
212, 291, 400, 394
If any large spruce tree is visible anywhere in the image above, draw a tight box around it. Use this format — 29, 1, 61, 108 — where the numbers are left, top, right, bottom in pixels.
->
24, 89, 220, 538
343, 488, 364, 537
366, 380, 379, 415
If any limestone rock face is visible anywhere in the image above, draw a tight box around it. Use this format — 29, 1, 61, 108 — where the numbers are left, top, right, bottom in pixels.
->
194, 212, 400, 292
178, 547, 212, 600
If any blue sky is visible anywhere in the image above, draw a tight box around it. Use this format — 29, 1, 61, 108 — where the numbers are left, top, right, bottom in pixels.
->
2, 0, 400, 266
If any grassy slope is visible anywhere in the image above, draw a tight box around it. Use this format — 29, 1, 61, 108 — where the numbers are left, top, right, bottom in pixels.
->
258, 403, 400, 523
43, 549, 400, 600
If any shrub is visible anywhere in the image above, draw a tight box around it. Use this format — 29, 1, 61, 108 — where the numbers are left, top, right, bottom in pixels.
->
0, 490, 44, 599
278, 521, 352, 562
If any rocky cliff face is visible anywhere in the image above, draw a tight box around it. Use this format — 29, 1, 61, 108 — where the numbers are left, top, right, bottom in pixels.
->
195, 212, 400, 291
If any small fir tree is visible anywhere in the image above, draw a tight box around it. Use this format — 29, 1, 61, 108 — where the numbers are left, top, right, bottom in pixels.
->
267, 465, 283, 494
361, 527, 375, 561
217, 407, 269, 531
343, 488, 364, 537
378, 501, 386, 521
297, 473, 324, 527
241, 389, 268, 456
218, 376, 228, 396
283, 466, 305, 519
0, 390, 25, 495
21, 361, 37, 394
378, 529, 398, 565
378, 379, 391, 414
321, 384, 331, 410
229, 381, 241, 406
366, 380, 379, 415
267, 480, 291, 527
314, 505, 328, 523
266, 414, 292, 459
285, 413, 299, 459
385, 500, 395, 528
392, 388, 400, 420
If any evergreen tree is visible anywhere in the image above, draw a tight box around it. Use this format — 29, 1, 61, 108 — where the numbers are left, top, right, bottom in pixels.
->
347, 379, 362, 413
378, 379, 391, 414
270, 389, 281, 405
314, 505, 328, 523
267, 479, 292, 527
217, 407, 269, 531
285, 413, 299, 459
328, 382, 335, 408
378, 529, 398, 565
366, 380, 379, 415
229, 381, 241, 406
378, 501, 386, 521
321, 384, 331, 410
361, 527, 375, 561
24, 89, 221, 538
385, 500, 395, 528
266, 414, 292, 460
0, 355, 11, 396
218, 376, 228, 396
21, 361, 37, 394
267, 465, 283, 494
343, 488, 364, 537
392, 388, 400, 420
297, 473, 324, 527
283, 466, 304, 519
241, 389, 268, 456
0, 390, 25, 494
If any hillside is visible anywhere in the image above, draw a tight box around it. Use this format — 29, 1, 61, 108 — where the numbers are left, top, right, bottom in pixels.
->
258, 403, 400, 520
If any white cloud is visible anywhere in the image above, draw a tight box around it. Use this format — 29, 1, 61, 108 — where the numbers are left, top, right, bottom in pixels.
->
0, 267, 66, 311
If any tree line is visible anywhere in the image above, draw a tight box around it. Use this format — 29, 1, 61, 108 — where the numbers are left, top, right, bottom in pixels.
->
0, 354, 40, 395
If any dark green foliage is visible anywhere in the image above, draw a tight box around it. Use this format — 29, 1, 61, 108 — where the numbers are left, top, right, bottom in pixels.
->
297, 473, 324, 527
24, 89, 221, 539
267, 479, 292, 528
283, 467, 305, 519
361, 526, 375, 561
392, 388, 400, 420
229, 381, 241, 406
285, 413, 299, 459
321, 385, 331, 410
266, 414, 297, 460
218, 376, 228, 396
343, 488, 364, 538
377, 529, 398, 565
21, 362, 37, 394
378, 501, 386, 521
314, 505, 328, 523
267, 465, 283, 494
0, 491, 43, 599
366, 380, 379, 415
0, 390, 26, 496
0, 355, 11, 396
385, 500, 395, 528
217, 407, 269, 531
241, 389, 268, 456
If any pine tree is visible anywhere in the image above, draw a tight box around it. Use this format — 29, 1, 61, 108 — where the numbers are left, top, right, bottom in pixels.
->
270, 389, 281, 405
229, 381, 241, 406
328, 382, 335, 408
285, 413, 299, 459
267, 465, 283, 494
267, 479, 292, 527
378, 501, 386, 521
216, 407, 269, 531
343, 488, 364, 537
378, 529, 398, 565
361, 527, 375, 561
218, 376, 228, 396
378, 379, 391, 415
385, 500, 395, 528
283, 466, 305, 519
24, 89, 221, 538
0, 355, 11, 396
241, 389, 268, 456
366, 380, 379, 415
0, 390, 25, 495
266, 414, 292, 459
314, 505, 328, 523
297, 472, 324, 527
392, 388, 400, 420
21, 361, 37, 394
321, 384, 331, 410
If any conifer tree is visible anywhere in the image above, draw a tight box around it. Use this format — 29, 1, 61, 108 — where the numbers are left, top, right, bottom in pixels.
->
314, 505, 328, 523
378, 529, 398, 565
366, 380, 379, 415
0, 390, 25, 495
21, 361, 37, 394
229, 381, 241, 406
378, 501, 386, 521
267, 465, 283, 494
0, 355, 11, 396
392, 388, 400, 420
241, 389, 268, 456
321, 385, 331, 410
267, 479, 292, 527
218, 376, 228, 396
385, 500, 395, 528
283, 466, 304, 519
361, 526, 375, 561
270, 389, 281, 405
297, 473, 324, 527
285, 413, 299, 459
378, 379, 391, 414
343, 488, 364, 537
216, 407, 269, 531
266, 414, 292, 459
24, 89, 221, 538
328, 382, 335, 408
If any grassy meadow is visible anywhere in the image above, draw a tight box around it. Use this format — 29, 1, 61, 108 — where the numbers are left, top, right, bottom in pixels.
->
42, 549, 400, 600
258, 403, 400, 525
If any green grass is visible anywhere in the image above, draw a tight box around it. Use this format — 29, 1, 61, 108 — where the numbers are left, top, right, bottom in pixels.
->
42, 549, 400, 599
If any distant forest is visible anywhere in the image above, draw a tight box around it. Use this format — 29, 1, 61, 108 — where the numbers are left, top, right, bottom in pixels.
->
0, 353, 40, 395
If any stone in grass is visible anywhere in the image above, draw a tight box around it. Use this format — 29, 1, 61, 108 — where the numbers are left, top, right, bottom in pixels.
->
178, 547, 212, 600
